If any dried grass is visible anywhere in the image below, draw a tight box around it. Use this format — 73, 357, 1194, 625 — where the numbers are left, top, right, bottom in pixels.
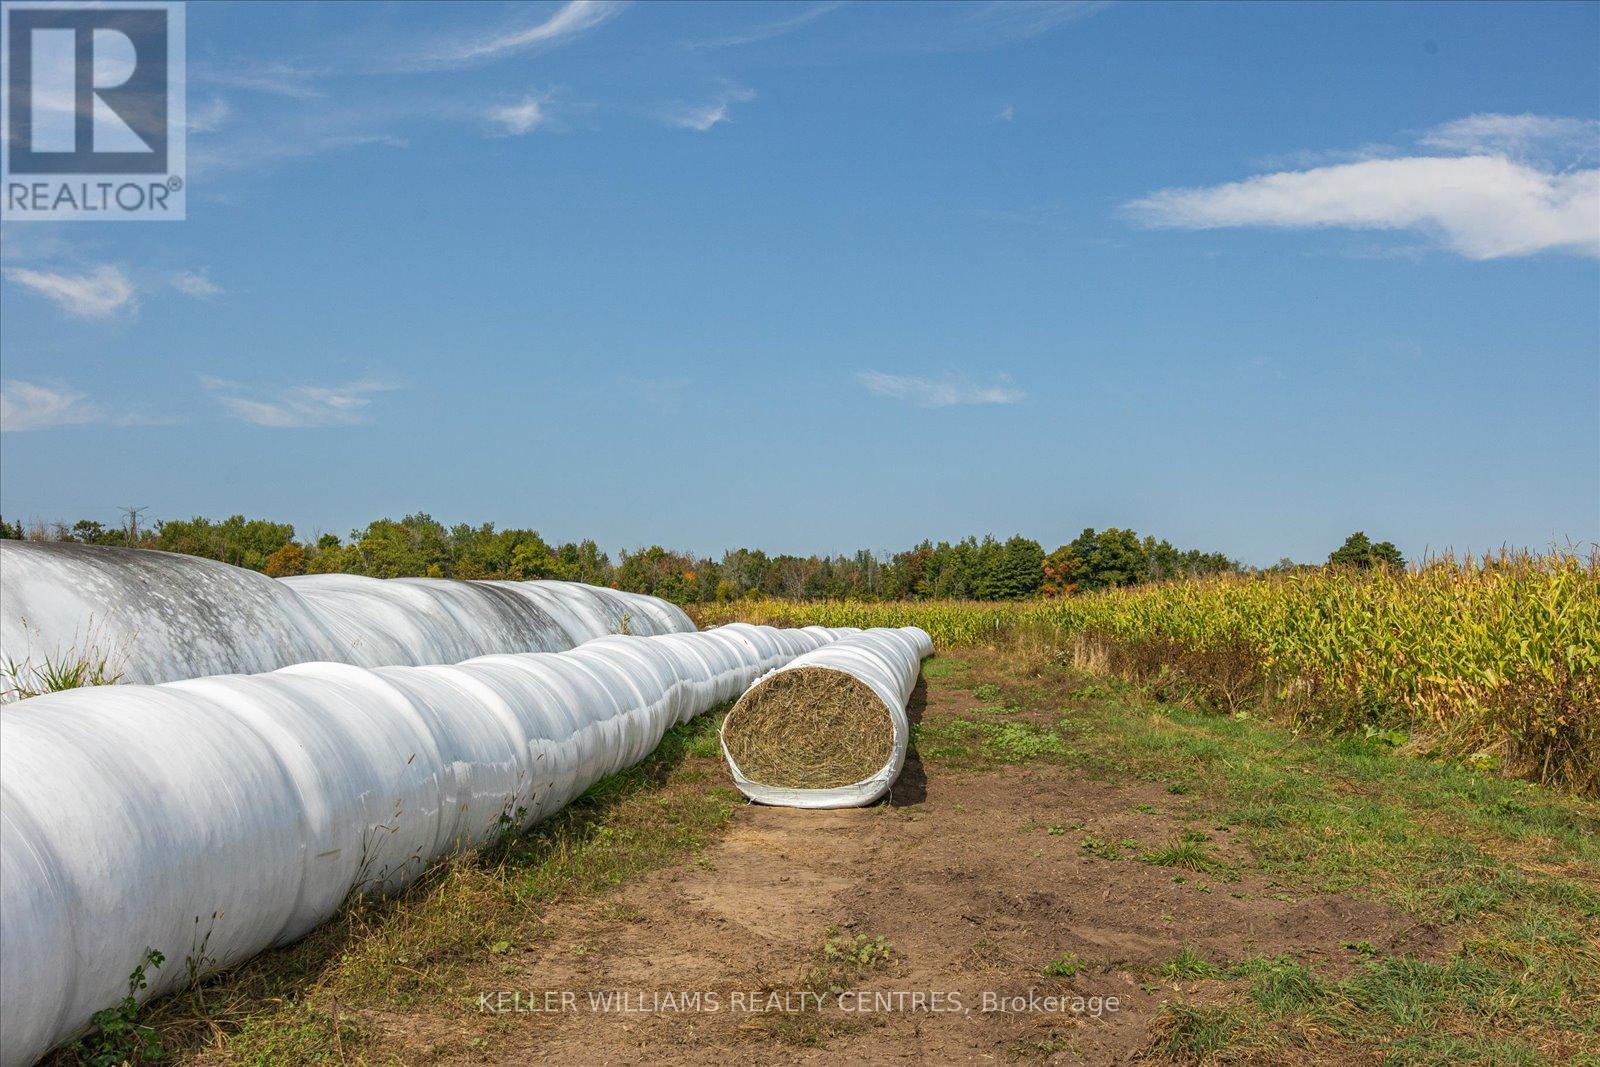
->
721, 668, 894, 789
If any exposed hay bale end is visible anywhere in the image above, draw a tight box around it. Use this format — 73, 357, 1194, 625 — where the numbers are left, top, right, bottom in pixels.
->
721, 667, 894, 789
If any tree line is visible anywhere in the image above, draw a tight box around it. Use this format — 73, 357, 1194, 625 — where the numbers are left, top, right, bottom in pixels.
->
0, 513, 1401, 605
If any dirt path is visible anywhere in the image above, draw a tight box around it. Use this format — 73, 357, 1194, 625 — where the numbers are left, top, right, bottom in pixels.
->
369, 672, 1447, 1064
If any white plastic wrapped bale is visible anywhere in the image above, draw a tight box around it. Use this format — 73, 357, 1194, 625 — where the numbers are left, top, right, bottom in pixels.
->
0, 540, 345, 691
0, 623, 843, 1067
720, 627, 933, 809
0, 541, 694, 698
281, 576, 695, 662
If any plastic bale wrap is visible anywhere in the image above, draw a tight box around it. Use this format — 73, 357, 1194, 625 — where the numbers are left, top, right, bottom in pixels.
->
0, 542, 694, 698
0, 622, 845, 1066
720, 627, 933, 809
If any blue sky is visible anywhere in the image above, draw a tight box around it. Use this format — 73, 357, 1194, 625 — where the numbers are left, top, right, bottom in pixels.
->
2, 0, 1597, 566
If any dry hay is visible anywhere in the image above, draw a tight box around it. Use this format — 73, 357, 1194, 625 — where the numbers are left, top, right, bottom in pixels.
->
721, 667, 894, 789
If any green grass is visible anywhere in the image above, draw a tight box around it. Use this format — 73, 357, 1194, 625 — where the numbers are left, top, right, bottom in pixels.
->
911, 716, 1074, 769
1141, 838, 1227, 874
1160, 947, 1223, 982
899, 647, 1598, 1063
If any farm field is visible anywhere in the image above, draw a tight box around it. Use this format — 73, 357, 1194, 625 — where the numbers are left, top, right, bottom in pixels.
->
695, 553, 1600, 795
120, 637, 1599, 1065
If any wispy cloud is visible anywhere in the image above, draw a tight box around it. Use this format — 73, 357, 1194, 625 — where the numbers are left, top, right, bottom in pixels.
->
169, 271, 223, 298
488, 95, 549, 136
996, 103, 1015, 122
0, 380, 102, 432
1124, 114, 1600, 260
663, 86, 755, 132
3, 265, 136, 318
190, 125, 408, 177
193, 61, 325, 99
857, 370, 1025, 407
945, 1, 1109, 50
395, 0, 622, 72
686, 1, 845, 50
203, 376, 401, 428
0, 380, 169, 430
188, 97, 232, 133
1420, 113, 1600, 163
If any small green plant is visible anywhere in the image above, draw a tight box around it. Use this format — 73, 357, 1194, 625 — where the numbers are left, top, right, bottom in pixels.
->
1080, 836, 1139, 860
1363, 725, 1408, 748
1043, 953, 1084, 978
807, 930, 895, 995
74, 948, 166, 1066
823, 931, 893, 969
973, 683, 1003, 701
1160, 946, 1222, 981
2, 649, 123, 701
1143, 838, 1221, 872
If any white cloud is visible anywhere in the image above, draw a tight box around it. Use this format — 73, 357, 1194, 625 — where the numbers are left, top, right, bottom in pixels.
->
996, 104, 1015, 122
1125, 115, 1600, 261
686, 1, 844, 49
664, 86, 755, 132
188, 97, 232, 133
489, 96, 548, 136
400, 0, 622, 72
3, 265, 136, 317
0, 380, 101, 432
204, 377, 400, 428
1420, 113, 1600, 162
857, 370, 1025, 407
1125, 155, 1599, 260
169, 271, 223, 298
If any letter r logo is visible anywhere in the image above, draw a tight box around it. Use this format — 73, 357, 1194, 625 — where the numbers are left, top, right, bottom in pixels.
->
6, 5, 169, 174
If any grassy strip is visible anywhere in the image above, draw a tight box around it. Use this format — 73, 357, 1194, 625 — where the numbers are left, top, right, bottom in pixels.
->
87, 711, 739, 1065
918, 648, 1600, 1063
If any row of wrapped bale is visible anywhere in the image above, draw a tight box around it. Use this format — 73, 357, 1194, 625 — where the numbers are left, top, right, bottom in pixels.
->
0, 541, 693, 699
0, 622, 846, 1066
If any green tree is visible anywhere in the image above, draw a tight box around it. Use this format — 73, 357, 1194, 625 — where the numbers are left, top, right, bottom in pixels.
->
1329, 532, 1405, 570
151, 515, 294, 570
1067, 528, 1147, 590
348, 514, 451, 578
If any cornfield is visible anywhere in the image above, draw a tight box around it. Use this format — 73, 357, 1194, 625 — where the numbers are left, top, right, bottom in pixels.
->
692, 551, 1600, 794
